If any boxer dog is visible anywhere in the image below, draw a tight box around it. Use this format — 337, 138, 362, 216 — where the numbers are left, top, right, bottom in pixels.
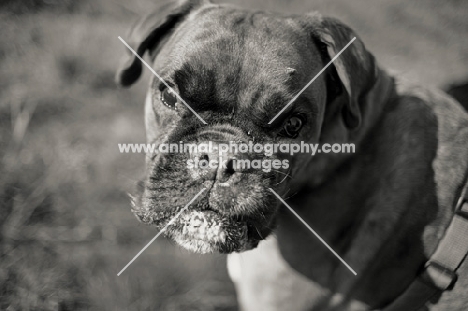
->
115, 0, 468, 310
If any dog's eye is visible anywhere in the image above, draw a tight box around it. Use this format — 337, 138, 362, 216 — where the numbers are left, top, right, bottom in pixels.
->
160, 87, 179, 110
280, 115, 304, 138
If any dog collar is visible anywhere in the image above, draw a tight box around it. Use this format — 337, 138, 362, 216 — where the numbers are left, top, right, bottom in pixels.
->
379, 178, 468, 310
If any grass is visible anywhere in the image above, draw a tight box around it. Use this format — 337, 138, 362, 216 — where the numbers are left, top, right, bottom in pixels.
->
0, 0, 467, 310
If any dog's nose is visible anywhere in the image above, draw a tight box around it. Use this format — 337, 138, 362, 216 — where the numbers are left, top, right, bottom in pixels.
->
216, 154, 237, 183
189, 142, 242, 183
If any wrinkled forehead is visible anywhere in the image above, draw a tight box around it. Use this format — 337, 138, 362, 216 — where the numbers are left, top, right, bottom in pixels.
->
176, 10, 310, 62
154, 6, 324, 117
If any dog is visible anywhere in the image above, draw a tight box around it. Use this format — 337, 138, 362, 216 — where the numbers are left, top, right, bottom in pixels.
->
115, 0, 468, 310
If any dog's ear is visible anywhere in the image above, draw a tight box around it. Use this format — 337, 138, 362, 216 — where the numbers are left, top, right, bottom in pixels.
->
116, 0, 209, 87
313, 16, 377, 129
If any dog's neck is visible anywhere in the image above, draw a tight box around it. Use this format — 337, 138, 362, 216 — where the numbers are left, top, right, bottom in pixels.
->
292, 68, 397, 189
276, 69, 437, 307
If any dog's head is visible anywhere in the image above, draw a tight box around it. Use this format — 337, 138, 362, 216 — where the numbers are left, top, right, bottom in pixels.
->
116, 0, 378, 254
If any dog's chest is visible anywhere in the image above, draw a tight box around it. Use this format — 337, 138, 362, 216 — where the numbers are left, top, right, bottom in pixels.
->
227, 235, 368, 311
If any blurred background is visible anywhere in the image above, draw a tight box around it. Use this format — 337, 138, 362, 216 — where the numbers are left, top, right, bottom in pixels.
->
0, 0, 467, 310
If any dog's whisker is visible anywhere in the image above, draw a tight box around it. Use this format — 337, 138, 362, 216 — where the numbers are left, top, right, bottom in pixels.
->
262, 175, 276, 183
254, 225, 264, 240
274, 175, 289, 186
271, 169, 292, 178
280, 188, 291, 198
284, 191, 299, 200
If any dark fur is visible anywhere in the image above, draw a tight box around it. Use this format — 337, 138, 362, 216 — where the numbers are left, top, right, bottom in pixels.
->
446, 80, 468, 111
